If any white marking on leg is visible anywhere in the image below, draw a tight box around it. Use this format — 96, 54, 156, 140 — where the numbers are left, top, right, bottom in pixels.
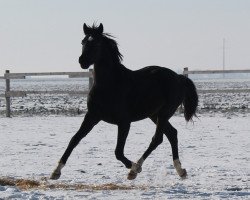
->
127, 158, 144, 180
173, 159, 187, 178
128, 162, 139, 180
131, 162, 138, 173
127, 158, 145, 180
57, 162, 65, 171
131, 157, 144, 173
137, 158, 144, 167
50, 162, 65, 180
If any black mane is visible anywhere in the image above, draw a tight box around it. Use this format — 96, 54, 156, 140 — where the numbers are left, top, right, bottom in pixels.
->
102, 33, 123, 63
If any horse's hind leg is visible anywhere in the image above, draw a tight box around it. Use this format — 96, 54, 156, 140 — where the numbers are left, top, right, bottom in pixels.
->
164, 121, 187, 178
127, 117, 164, 180
50, 112, 99, 180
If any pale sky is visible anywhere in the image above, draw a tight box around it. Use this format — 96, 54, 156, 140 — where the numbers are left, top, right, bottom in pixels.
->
1, 0, 250, 75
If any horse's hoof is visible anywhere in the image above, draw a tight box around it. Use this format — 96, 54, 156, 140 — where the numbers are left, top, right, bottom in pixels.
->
127, 171, 137, 180
50, 171, 61, 180
179, 169, 187, 179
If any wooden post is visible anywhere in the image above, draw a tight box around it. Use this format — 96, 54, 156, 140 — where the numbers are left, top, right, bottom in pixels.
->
89, 69, 94, 90
183, 67, 189, 78
5, 70, 11, 117
180, 67, 189, 113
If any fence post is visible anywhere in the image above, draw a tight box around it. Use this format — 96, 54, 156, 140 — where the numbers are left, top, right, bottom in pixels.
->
89, 69, 94, 90
183, 67, 189, 78
180, 67, 189, 114
5, 70, 11, 117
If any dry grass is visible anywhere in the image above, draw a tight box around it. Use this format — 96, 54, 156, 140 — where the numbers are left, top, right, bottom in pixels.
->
0, 177, 147, 191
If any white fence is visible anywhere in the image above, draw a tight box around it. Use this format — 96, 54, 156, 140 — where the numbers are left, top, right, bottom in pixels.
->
183, 67, 250, 93
1, 68, 250, 117
183, 68, 250, 76
1, 70, 93, 117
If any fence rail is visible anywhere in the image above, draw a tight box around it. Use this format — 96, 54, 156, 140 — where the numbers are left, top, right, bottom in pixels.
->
1, 68, 250, 117
4, 71, 92, 79
197, 89, 250, 93
1, 69, 93, 117
183, 67, 250, 76
5, 90, 90, 97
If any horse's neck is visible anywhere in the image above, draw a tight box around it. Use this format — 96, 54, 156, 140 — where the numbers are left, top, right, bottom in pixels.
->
93, 60, 122, 86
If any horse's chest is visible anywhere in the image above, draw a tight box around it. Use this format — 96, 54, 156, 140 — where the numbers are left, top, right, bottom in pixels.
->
87, 89, 126, 123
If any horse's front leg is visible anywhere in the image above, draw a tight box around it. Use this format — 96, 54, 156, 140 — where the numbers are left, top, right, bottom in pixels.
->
115, 123, 134, 171
50, 112, 100, 180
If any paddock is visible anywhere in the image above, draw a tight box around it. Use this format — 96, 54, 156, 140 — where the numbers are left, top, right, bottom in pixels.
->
0, 114, 249, 199
0, 70, 250, 199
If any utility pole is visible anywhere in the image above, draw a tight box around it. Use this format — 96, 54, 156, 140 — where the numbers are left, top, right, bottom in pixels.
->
223, 38, 225, 78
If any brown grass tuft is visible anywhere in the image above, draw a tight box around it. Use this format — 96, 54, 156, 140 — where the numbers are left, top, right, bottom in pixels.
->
0, 177, 147, 191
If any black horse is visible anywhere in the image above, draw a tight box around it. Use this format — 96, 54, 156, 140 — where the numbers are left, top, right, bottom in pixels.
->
51, 23, 198, 180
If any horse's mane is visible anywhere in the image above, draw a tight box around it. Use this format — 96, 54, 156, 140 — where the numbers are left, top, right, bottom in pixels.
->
89, 24, 123, 64
102, 33, 123, 63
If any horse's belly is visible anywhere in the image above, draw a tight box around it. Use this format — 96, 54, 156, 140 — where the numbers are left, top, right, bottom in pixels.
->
129, 98, 165, 121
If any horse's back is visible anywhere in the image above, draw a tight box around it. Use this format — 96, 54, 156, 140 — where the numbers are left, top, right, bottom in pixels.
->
133, 66, 180, 85
132, 66, 183, 95
134, 65, 177, 76
127, 66, 184, 121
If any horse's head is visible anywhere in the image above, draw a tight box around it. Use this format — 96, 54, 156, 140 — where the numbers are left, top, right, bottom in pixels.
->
79, 23, 123, 69
79, 23, 104, 69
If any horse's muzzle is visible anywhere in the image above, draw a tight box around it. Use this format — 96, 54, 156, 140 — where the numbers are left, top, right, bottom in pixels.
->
79, 56, 89, 69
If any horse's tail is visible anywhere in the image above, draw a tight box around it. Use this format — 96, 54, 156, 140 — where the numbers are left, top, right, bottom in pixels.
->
180, 75, 198, 122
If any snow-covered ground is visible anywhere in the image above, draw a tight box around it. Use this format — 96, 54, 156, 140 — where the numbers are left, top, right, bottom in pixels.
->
0, 114, 249, 199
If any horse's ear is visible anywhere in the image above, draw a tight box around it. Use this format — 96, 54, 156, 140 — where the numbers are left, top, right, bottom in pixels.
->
83, 23, 91, 35
98, 23, 104, 34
